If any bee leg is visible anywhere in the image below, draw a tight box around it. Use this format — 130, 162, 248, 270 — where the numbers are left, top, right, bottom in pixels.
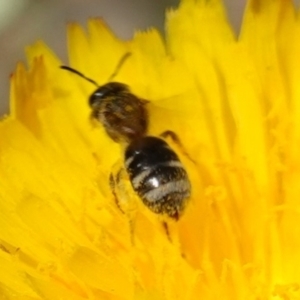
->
109, 169, 136, 245
160, 130, 181, 144
162, 221, 183, 253
162, 221, 172, 242
160, 130, 196, 164
109, 170, 125, 214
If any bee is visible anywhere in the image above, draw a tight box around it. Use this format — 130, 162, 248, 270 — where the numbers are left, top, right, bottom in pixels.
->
61, 53, 191, 220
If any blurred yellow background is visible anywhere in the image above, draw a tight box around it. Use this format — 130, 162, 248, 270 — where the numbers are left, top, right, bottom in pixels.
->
1, 0, 297, 115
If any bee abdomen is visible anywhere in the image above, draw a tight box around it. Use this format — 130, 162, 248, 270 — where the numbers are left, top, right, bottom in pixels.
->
125, 136, 191, 219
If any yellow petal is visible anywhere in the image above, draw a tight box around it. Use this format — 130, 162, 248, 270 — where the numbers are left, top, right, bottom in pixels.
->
1, 0, 300, 299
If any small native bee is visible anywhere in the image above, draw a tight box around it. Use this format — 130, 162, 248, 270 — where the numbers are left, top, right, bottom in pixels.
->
61, 53, 191, 220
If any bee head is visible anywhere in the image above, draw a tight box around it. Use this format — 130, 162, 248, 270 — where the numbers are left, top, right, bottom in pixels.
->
60, 53, 131, 109
89, 82, 129, 108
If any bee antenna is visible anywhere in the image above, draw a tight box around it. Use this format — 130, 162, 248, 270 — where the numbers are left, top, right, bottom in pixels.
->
60, 66, 99, 87
107, 52, 132, 82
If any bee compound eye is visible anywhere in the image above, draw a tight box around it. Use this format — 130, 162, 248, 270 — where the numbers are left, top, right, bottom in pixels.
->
89, 83, 121, 108
89, 89, 105, 108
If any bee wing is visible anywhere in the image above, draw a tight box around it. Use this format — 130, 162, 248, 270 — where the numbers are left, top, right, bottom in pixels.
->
145, 89, 202, 136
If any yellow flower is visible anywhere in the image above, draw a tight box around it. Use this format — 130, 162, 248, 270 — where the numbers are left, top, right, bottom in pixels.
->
1, 0, 299, 299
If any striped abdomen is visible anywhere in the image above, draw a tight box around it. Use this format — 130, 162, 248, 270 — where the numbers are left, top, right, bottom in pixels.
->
125, 136, 191, 220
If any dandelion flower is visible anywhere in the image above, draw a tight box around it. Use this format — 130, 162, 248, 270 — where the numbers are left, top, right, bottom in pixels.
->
0, 0, 299, 299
